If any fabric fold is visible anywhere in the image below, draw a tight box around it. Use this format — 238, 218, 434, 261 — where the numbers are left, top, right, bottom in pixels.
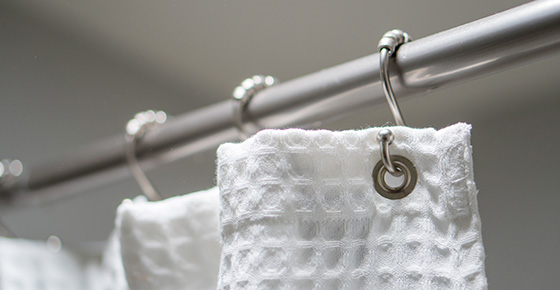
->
116, 187, 221, 290
0, 237, 85, 290
216, 123, 487, 289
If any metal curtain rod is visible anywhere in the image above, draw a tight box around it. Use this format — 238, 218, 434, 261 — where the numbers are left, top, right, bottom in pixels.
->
3, 0, 560, 206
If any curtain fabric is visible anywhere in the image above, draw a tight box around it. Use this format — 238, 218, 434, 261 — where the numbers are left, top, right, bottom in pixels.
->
216, 123, 487, 289
0, 237, 86, 290
116, 187, 221, 290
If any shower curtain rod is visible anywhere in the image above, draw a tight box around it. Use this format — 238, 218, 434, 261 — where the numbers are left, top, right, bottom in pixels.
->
2, 0, 560, 205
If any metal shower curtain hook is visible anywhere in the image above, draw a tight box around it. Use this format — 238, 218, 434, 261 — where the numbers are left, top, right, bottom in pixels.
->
125, 110, 167, 201
372, 30, 417, 200
0, 159, 22, 237
378, 29, 410, 127
232, 75, 278, 141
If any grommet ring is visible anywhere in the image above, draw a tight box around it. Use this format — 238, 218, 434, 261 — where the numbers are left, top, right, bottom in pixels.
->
372, 155, 417, 200
232, 75, 278, 140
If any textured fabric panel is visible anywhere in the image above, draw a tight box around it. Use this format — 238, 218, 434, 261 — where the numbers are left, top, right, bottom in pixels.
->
99, 232, 129, 290
83, 231, 130, 290
0, 235, 129, 290
0, 237, 86, 290
216, 123, 487, 289
117, 187, 221, 290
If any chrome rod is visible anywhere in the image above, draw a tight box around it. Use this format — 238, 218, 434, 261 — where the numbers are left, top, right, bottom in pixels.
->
4, 0, 560, 205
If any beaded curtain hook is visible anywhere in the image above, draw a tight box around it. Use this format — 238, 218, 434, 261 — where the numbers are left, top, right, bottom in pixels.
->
125, 110, 167, 201
0, 159, 22, 237
372, 30, 418, 200
0, 159, 23, 194
378, 29, 410, 127
232, 75, 278, 141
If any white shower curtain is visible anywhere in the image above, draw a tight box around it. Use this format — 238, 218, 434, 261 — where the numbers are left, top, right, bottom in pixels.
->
216, 123, 487, 289
116, 187, 221, 290
0, 123, 487, 290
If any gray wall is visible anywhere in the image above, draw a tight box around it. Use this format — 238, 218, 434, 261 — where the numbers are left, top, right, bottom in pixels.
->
1, 1, 559, 289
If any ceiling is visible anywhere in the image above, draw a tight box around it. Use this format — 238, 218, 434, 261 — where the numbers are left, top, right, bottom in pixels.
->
1, 1, 560, 288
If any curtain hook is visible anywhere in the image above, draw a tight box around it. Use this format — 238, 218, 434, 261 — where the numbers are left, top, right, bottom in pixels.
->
376, 129, 398, 174
376, 29, 411, 175
378, 29, 410, 127
232, 75, 278, 141
0, 159, 23, 197
0, 159, 23, 237
372, 30, 417, 200
125, 110, 167, 201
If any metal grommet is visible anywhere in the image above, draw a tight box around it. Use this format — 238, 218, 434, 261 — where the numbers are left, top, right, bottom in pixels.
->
372, 155, 417, 200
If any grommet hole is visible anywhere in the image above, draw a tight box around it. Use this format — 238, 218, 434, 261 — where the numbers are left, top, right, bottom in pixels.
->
384, 169, 405, 189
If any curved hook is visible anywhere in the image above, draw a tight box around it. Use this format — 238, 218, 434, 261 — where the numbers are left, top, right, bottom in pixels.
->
0, 159, 23, 193
376, 129, 399, 175
378, 29, 410, 127
125, 110, 167, 201
375, 30, 411, 177
232, 75, 278, 141
0, 159, 22, 237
